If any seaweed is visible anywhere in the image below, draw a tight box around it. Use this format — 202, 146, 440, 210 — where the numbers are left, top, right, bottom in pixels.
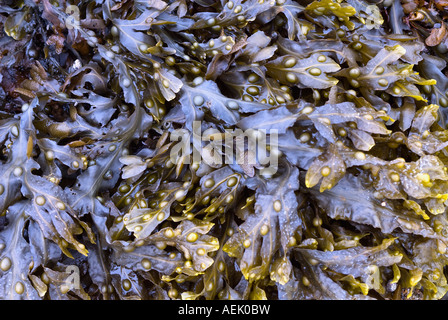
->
0, 0, 448, 300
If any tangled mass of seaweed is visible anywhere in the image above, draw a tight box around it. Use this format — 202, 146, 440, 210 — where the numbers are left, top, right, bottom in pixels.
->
1, 0, 448, 300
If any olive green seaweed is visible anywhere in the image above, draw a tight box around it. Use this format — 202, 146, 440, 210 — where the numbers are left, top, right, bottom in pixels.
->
0, 0, 447, 300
